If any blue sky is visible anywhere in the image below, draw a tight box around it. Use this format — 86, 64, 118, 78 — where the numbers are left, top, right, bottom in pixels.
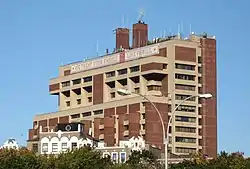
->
0, 0, 249, 155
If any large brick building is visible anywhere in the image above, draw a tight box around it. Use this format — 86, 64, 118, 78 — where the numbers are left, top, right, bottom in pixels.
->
27, 20, 217, 158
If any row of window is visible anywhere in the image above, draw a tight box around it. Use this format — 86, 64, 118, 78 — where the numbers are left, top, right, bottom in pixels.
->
175, 126, 196, 133
71, 110, 104, 119
103, 152, 126, 163
176, 137, 196, 143
62, 77, 92, 87
176, 147, 196, 154
42, 142, 79, 153
175, 94, 196, 102
65, 97, 92, 107
175, 84, 196, 91
175, 63, 195, 71
175, 116, 196, 123
175, 74, 195, 81
176, 104, 196, 112
106, 66, 140, 78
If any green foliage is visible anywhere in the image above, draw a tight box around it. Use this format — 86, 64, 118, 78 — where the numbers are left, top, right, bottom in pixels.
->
169, 151, 250, 169
0, 147, 250, 169
125, 150, 163, 169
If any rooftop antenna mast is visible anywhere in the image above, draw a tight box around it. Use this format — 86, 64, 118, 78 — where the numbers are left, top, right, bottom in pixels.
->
189, 24, 192, 35
177, 24, 180, 39
96, 40, 99, 56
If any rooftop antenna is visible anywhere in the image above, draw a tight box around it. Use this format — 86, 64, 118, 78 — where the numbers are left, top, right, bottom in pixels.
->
177, 24, 180, 39
169, 28, 172, 36
96, 40, 99, 56
138, 9, 145, 23
163, 29, 166, 37
189, 24, 192, 35
181, 21, 184, 38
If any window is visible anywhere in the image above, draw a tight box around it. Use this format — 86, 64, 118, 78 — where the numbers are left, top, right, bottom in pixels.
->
62, 81, 70, 87
110, 92, 115, 98
83, 86, 92, 93
130, 66, 140, 72
77, 99, 81, 105
142, 124, 145, 130
103, 152, 110, 158
175, 84, 195, 91
106, 71, 115, 78
175, 94, 196, 102
32, 143, 38, 153
71, 114, 80, 119
83, 76, 92, 82
198, 56, 202, 63
183, 105, 195, 114
175, 63, 195, 71
71, 142, 77, 150
66, 101, 70, 107
175, 74, 195, 81
142, 114, 145, 119
134, 88, 140, 93
147, 85, 161, 91
111, 152, 118, 162
88, 97, 92, 103
124, 125, 129, 130
176, 137, 196, 143
176, 147, 196, 154
198, 77, 202, 84
198, 67, 202, 73
72, 78, 81, 85
52, 143, 58, 152
61, 143, 68, 152
176, 126, 196, 133
120, 152, 126, 163
94, 110, 103, 115
163, 64, 168, 69
118, 68, 127, 75
42, 143, 48, 153
82, 112, 91, 117
175, 116, 196, 123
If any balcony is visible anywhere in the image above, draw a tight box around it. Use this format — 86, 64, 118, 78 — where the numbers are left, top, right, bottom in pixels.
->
146, 80, 162, 86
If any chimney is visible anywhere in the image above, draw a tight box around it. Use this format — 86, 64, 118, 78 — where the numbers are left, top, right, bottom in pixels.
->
116, 28, 130, 50
132, 21, 148, 48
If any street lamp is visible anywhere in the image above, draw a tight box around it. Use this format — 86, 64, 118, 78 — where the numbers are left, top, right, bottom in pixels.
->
117, 89, 212, 169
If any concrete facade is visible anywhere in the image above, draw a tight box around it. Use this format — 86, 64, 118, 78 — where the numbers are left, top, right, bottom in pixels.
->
28, 22, 217, 158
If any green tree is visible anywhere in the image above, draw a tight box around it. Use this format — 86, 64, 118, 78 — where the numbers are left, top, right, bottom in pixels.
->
0, 148, 45, 169
126, 150, 163, 169
56, 147, 113, 169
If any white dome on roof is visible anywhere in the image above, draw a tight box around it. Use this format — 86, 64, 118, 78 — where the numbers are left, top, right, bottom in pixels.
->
0, 138, 19, 149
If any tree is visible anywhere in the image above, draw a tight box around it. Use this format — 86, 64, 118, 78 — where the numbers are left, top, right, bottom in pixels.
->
56, 147, 113, 169
0, 148, 45, 169
126, 150, 163, 169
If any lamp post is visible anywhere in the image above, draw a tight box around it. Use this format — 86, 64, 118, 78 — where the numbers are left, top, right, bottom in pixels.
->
117, 89, 212, 169
165, 93, 212, 169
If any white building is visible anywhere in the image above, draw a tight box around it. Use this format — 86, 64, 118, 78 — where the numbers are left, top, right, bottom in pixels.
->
0, 138, 19, 149
34, 122, 161, 163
